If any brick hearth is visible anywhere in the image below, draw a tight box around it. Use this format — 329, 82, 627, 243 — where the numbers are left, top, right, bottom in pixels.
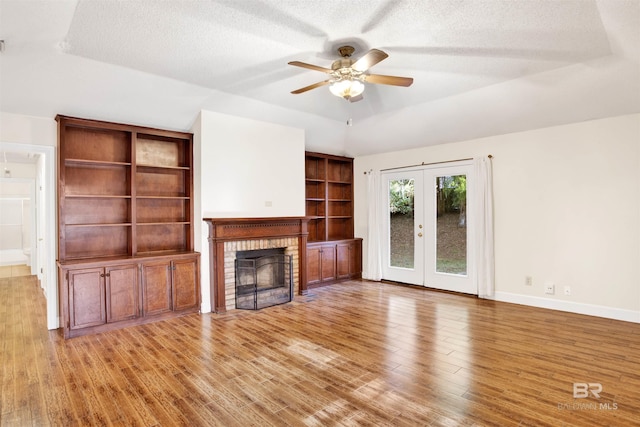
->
223, 237, 298, 310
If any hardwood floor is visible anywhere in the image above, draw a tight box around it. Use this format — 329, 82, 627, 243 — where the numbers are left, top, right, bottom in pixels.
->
1, 275, 639, 426
0, 264, 31, 279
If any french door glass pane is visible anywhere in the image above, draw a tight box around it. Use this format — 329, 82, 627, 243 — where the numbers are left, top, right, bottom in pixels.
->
389, 178, 415, 268
436, 175, 467, 275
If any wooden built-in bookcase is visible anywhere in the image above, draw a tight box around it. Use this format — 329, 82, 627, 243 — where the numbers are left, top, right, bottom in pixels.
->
305, 152, 362, 288
305, 152, 356, 241
56, 115, 200, 338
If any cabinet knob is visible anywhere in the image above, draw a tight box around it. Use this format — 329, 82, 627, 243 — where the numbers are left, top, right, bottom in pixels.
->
417, 232, 423, 238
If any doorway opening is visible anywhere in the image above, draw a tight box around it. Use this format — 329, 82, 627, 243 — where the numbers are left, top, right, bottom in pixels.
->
0, 142, 57, 329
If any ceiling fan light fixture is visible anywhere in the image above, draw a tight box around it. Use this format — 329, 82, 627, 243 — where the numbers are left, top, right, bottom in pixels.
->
329, 78, 365, 100
289, 46, 412, 100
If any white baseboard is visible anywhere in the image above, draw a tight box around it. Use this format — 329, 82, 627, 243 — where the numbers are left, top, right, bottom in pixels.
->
493, 292, 640, 324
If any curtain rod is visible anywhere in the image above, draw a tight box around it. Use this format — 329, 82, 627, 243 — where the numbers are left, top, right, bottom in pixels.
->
365, 154, 493, 174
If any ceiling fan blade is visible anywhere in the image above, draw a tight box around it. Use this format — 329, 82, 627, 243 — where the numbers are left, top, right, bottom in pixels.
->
291, 80, 330, 94
349, 94, 364, 103
288, 61, 332, 73
351, 49, 389, 72
365, 74, 413, 87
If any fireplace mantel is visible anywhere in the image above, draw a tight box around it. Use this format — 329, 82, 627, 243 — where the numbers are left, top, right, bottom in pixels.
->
203, 217, 309, 313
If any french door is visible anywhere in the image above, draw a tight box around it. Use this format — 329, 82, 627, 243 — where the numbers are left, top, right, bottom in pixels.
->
381, 163, 476, 294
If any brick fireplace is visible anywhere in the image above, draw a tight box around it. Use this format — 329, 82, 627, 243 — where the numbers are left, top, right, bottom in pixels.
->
203, 217, 308, 313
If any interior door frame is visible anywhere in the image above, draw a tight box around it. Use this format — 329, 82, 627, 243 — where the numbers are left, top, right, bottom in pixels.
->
0, 142, 57, 329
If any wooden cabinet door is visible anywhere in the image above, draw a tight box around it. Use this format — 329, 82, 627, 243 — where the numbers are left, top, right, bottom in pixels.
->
307, 245, 323, 286
172, 257, 199, 311
68, 267, 106, 330
336, 239, 363, 280
336, 242, 351, 279
320, 244, 336, 283
141, 261, 172, 316
106, 264, 139, 323
308, 244, 337, 286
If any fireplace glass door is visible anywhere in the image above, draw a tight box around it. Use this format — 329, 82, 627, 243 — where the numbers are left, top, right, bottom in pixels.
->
235, 248, 293, 310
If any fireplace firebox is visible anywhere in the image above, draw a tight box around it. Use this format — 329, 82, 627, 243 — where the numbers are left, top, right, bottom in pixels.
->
235, 248, 293, 310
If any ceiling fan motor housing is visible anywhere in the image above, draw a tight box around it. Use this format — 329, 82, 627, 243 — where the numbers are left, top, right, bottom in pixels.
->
332, 45, 358, 72
337, 45, 355, 58
331, 58, 355, 71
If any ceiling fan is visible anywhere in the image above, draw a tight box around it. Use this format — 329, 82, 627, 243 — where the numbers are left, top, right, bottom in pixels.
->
288, 46, 413, 102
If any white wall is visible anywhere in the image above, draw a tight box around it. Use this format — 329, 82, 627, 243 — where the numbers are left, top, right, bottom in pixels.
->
197, 110, 305, 218
192, 109, 306, 312
0, 113, 57, 147
354, 114, 640, 322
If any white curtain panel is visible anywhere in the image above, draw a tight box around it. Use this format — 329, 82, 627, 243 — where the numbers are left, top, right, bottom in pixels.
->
366, 170, 382, 281
474, 157, 495, 298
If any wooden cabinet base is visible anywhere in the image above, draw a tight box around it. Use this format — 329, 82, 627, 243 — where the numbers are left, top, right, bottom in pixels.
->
58, 252, 200, 339
62, 308, 200, 339
306, 238, 362, 289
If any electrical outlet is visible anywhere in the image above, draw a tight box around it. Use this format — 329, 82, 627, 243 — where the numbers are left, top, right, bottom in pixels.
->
545, 283, 555, 295
564, 286, 571, 296
525, 276, 533, 286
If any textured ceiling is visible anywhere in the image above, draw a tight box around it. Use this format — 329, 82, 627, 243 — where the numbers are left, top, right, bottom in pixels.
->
1, 0, 639, 156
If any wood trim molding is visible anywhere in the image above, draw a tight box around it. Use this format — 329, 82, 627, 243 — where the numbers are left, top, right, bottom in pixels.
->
203, 217, 309, 313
